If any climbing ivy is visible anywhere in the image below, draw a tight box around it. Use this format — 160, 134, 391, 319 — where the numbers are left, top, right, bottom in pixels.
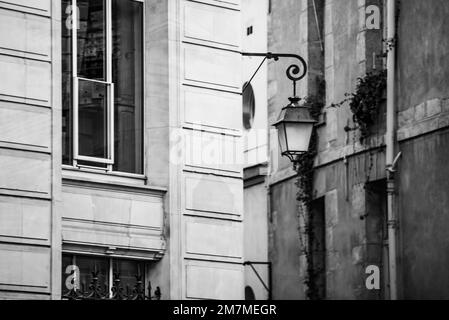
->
294, 94, 323, 300
331, 70, 387, 143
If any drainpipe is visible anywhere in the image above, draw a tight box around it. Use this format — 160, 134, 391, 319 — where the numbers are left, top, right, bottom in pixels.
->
386, 0, 398, 300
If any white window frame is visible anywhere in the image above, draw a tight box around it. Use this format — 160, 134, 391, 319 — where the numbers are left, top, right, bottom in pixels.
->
70, 0, 144, 173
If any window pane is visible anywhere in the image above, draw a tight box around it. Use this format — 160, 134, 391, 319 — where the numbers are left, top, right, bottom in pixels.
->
78, 79, 109, 159
62, 0, 73, 165
77, 0, 106, 81
113, 260, 145, 295
76, 256, 109, 294
112, 0, 144, 174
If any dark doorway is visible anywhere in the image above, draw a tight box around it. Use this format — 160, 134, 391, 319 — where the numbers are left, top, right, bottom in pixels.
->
365, 179, 389, 300
309, 197, 326, 300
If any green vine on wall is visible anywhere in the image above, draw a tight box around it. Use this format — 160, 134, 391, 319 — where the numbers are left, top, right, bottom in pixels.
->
294, 94, 323, 300
331, 70, 387, 143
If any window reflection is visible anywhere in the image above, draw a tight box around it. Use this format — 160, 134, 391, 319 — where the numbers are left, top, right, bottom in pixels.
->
78, 79, 108, 159
112, 0, 144, 174
77, 0, 106, 81
62, 0, 72, 165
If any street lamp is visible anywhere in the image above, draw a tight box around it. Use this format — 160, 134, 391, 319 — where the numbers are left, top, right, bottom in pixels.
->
241, 52, 318, 300
241, 52, 316, 164
274, 96, 317, 163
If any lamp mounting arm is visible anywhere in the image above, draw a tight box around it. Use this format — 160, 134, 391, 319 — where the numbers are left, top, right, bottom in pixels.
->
242, 52, 308, 97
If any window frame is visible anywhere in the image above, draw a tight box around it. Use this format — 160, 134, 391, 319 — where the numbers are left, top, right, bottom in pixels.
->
67, 0, 145, 173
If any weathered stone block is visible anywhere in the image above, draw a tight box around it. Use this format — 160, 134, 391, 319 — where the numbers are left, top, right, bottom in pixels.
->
438, 113, 449, 128
268, 80, 278, 101
426, 98, 442, 118
443, 98, 449, 114
325, 34, 334, 68
427, 117, 440, 133
352, 246, 365, 265
186, 263, 244, 300
397, 129, 406, 141
324, 3, 333, 35
326, 190, 339, 227
325, 66, 334, 102
358, 6, 366, 31
398, 107, 414, 128
299, 11, 308, 44
351, 184, 366, 219
326, 104, 338, 143
327, 251, 341, 272
415, 102, 426, 121
326, 226, 335, 252
356, 31, 366, 62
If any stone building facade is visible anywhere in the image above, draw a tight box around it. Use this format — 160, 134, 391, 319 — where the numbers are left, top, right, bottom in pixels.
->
267, 0, 449, 300
2, 0, 447, 302
0, 0, 251, 300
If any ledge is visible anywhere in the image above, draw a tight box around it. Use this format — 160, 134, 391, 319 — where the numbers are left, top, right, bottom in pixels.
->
62, 167, 167, 197
243, 162, 268, 188
314, 134, 385, 169
62, 242, 166, 261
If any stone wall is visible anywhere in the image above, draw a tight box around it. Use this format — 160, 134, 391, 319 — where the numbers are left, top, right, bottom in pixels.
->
395, 0, 449, 299
0, 0, 61, 299
169, 0, 245, 300
268, 0, 389, 299
268, 0, 449, 299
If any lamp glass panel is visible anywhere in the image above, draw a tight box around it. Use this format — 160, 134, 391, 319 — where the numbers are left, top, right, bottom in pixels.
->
276, 123, 288, 154
284, 122, 314, 153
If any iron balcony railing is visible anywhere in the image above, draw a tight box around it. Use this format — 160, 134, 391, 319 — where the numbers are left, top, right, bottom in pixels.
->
63, 271, 161, 301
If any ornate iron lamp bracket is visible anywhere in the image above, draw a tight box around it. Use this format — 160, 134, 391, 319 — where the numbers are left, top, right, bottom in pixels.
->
241, 52, 308, 96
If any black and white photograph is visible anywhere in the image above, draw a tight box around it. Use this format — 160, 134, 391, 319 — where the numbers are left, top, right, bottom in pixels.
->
0, 0, 447, 310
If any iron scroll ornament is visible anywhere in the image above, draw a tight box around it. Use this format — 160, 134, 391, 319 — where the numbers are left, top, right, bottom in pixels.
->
241, 52, 308, 96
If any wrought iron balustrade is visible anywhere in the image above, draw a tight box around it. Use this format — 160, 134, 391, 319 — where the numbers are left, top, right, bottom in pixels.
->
63, 271, 161, 301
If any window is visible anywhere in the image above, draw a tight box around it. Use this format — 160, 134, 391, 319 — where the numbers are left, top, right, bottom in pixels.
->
61, 254, 147, 299
62, 0, 144, 174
